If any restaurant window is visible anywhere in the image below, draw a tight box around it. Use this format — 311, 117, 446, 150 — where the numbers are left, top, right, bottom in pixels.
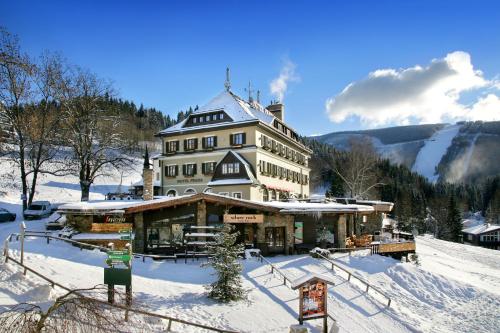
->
233, 192, 242, 199
222, 162, 240, 174
270, 189, 276, 201
263, 189, 269, 201
166, 189, 177, 197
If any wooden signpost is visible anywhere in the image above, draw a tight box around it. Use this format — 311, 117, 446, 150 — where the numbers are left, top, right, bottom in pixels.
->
291, 273, 335, 333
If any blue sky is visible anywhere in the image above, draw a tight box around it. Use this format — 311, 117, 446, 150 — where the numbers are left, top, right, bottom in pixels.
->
2, 0, 500, 135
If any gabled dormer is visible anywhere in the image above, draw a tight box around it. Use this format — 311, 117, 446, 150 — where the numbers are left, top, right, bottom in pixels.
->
208, 151, 259, 186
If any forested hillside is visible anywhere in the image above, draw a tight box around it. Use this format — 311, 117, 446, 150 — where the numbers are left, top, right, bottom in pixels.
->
304, 137, 500, 242
99, 95, 195, 150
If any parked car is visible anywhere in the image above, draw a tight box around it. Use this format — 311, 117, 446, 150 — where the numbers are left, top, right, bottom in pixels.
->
45, 213, 66, 230
23, 201, 52, 220
0, 208, 16, 222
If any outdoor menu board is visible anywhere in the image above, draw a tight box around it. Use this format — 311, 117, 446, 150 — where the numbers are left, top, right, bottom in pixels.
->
300, 280, 326, 319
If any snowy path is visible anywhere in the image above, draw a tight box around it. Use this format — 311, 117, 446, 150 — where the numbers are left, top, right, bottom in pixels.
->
412, 124, 461, 182
263, 256, 414, 333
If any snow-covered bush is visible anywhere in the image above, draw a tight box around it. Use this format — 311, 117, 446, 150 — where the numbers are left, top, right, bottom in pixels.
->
309, 247, 330, 259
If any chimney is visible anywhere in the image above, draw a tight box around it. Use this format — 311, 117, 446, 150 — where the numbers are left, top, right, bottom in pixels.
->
142, 145, 154, 201
266, 103, 285, 121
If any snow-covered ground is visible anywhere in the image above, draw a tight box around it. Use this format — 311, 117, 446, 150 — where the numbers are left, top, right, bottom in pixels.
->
412, 124, 461, 182
1, 217, 499, 333
0, 156, 143, 220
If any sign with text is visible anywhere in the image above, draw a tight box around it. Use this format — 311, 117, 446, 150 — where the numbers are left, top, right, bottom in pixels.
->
105, 216, 126, 223
223, 214, 264, 224
300, 280, 327, 320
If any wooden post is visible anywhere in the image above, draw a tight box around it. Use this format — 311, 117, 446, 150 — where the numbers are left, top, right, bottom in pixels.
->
3, 238, 8, 262
126, 285, 132, 306
107, 284, 115, 304
20, 222, 26, 266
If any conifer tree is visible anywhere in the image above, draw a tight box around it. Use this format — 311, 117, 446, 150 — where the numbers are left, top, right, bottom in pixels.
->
446, 194, 462, 242
206, 224, 246, 303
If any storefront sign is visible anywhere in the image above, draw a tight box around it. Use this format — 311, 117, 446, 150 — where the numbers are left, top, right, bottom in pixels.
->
104, 267, 131, 286
177, 178, 203, 184
105, 216, 126, 223
223, 214, 264, 224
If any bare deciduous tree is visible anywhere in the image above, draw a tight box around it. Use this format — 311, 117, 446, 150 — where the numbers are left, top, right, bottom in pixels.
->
0, 28, 70, 209
0, 285, 129, 333
333, 137, 383, 199
58, 67, 133, 201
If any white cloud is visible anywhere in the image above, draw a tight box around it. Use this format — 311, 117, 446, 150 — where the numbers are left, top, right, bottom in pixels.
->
270, 59, 299, 102
325, 51, 500, 127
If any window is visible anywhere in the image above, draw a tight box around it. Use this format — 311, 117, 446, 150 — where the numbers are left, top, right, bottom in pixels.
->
263, 189, 269, 201
233, 192, 242, 199
203, 136, 217, 149
206, 115, 210, 122
184, 138, 198, 151
193, 117, 197, 124
231, 133, 245, 145
166, 140, 179, 153
183, 163, 197, 176
203, 187, 213, 193
270, 190, 276, 201
222, 162, 240, 174
218, 113, 224, 120
202, 162, 216, 175
166, 189, 177, 197
165, 165, 178, 177
184, 188, 197, 194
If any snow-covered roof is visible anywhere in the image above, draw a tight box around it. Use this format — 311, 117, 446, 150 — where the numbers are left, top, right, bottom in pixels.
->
158, 91, 275, 135
462, 224, 500, 235
290, 273, 336, 290
72, 232, 135, 241
58, 193, 378, 215
262, 200, 374, 214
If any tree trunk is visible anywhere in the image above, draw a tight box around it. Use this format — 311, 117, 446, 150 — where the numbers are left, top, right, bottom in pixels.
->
80, 180, 91, 201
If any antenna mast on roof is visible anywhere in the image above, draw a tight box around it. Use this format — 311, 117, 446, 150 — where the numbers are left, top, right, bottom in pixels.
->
256, 90, 261, 104
245, 81, 254, 103
224, 67, 231, 92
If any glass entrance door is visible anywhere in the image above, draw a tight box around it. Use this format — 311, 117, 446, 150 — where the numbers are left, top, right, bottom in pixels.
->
265, 227, 286, 254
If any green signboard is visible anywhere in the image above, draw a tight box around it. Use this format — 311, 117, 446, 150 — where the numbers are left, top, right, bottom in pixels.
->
104, 267, 132, 286
119, 229, 131, 234
120, 235, 131, 240
108, 253, 131, 261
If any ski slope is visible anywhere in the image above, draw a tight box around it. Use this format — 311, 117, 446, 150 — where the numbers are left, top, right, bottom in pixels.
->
412, 124, 461, 182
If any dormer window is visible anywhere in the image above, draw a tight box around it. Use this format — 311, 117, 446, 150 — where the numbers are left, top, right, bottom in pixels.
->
222, 162, 240, 174
193, 117, 197, 124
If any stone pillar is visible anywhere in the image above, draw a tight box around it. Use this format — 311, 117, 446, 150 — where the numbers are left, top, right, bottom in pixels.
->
133, 213, 144, 253
196, 200, 206, 226
143, 168, 154, 201
337, 214, 347, 248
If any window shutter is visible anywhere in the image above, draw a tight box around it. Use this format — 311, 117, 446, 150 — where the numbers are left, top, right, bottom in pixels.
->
183, 140, 187, 151
194, 139, 198, 149
175, 141, 179, 151
242, 133, 246, 144
193, 164, 197, 175
164, 166, 168, 175
202, 138, 206, 149
214, 136, 217, 147
230, 134, 234, 145
175, 165, 178, 176
202, 163, 206, 174
182, 165, 186, 175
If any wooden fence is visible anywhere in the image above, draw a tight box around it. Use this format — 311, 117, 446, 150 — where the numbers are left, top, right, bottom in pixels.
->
314, 252, 392, 307
2, 233, 238, 333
